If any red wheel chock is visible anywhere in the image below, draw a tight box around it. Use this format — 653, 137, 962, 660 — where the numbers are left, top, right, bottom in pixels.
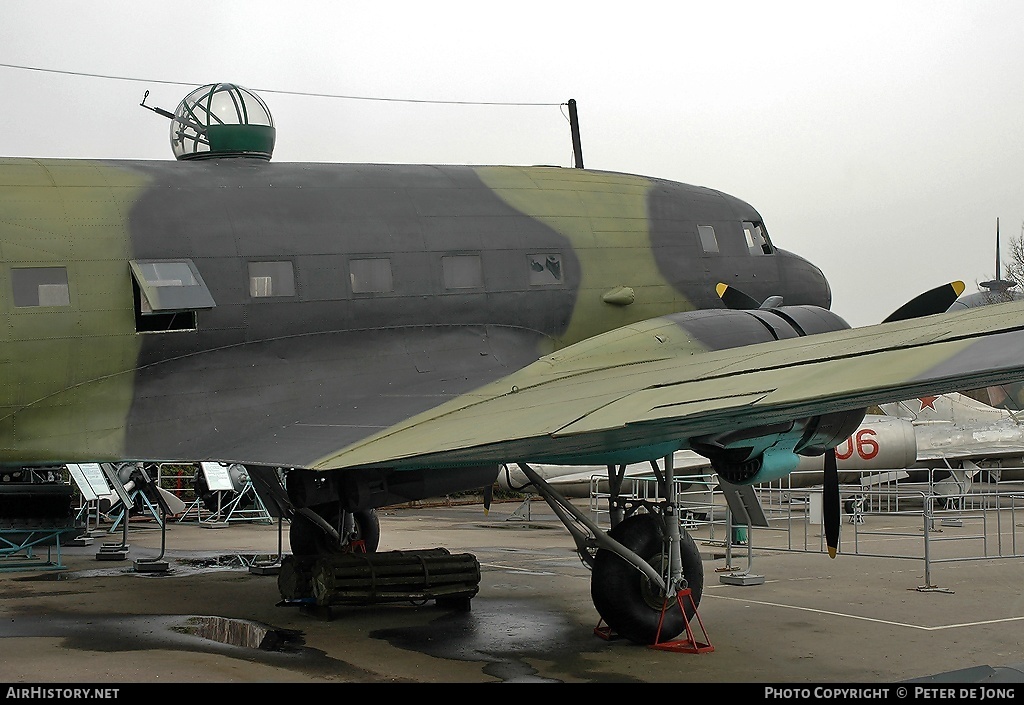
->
593, 587, 713, 652
649, 587, 714, 653
593, 619, 623, 640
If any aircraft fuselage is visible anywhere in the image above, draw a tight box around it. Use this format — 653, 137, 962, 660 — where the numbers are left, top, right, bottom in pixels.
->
0, 157, 829, 469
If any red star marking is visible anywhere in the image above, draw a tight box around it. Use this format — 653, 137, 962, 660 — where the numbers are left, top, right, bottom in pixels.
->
919, 396, 938, 410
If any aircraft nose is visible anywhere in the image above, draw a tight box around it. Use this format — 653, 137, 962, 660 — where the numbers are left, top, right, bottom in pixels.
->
778, 250, 832, 309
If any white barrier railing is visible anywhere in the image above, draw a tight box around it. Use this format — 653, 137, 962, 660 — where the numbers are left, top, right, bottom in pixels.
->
588, 469, 1024, 590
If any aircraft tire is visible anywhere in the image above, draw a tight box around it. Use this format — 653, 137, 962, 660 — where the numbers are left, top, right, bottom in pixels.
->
289, 505, 380, 555
590, 513, 704, 645
352, 509, 380, 552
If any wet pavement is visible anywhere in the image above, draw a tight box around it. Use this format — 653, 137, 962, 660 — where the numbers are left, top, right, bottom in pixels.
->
1, 498, 1023, 685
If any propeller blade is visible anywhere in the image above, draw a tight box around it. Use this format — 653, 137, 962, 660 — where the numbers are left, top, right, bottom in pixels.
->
716, 283, 780, 310
483, 483, 493, 515
882, 281, 965, 323
823, 448, 840, 559
716, 283, 759, 309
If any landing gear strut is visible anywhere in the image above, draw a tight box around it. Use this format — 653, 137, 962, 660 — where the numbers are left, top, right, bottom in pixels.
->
288, 502, 380, 556
516, 453, 704, 645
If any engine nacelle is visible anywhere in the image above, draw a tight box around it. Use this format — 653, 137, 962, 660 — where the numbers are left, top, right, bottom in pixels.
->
666, 304, 851, 349
679, 304, 864, 485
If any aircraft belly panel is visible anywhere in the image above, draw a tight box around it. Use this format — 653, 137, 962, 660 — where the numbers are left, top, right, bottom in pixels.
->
122, 325, 544, 467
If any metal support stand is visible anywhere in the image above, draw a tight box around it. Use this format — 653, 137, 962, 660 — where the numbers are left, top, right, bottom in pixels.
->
106, 489, 164, 533
244, 467, 291, 576
96, 516, 130, 561
194, 481, 272, 527
0, 529, 73, 572
176, 496, 210, 523
917, 497, 953, 593
68, 499, 98, 546
505, 496, 534, 522
717, 480, 767, 586
134, 502, 169, 574
96, 464, 134, 561
200, 491, 230, 529
219, 480, 272, 524
649, 587, 714, 653
249, 514, 285, 576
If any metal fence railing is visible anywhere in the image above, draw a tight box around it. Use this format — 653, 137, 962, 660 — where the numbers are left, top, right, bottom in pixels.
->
587, 469, 1024, 590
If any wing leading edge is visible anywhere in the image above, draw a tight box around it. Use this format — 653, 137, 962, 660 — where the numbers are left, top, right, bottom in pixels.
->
310, 300, 1024, 473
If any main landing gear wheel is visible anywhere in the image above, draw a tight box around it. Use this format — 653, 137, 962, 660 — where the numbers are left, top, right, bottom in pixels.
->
590, 513, 704, 645
289, 504, 380, 556
349, 508, 381, 552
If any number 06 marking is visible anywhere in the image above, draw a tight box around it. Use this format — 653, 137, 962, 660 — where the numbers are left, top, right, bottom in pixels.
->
834, 428, 879, 461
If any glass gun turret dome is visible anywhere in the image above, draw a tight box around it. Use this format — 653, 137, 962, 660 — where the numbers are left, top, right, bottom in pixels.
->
170, 83, 275, 160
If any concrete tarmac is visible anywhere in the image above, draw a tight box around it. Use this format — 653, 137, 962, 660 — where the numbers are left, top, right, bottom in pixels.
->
1, 497, 1023, 685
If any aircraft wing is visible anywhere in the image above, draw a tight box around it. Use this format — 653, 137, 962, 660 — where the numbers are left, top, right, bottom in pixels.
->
915, 437, 1024, 463
312, 300, 1024, 472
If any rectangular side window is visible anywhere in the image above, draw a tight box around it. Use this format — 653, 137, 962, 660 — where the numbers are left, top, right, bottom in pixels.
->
697, 225, 719, 254
350, 258, 393, 294
442, 255, 483, 289
11, 267, 70, 307
248, 261, 296, 298
527, 253, 563, 286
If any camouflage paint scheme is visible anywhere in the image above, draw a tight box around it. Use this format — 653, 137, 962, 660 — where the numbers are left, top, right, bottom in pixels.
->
10, 153, 1024, 644
0, 157, 829, 475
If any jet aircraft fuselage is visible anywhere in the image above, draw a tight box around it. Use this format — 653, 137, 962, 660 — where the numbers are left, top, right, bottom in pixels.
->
0, 157, 828, 473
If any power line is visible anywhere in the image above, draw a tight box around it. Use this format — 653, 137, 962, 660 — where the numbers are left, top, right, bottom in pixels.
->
0, 62, 565, 107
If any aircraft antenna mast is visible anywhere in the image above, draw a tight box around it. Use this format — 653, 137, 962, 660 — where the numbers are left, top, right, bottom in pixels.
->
996, 217, 1001, 281
979, 217, 1017, 294
568, 98, 584, 169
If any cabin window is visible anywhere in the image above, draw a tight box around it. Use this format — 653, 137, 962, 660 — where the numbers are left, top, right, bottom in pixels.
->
11, 267, 70, 307
743, 221, 773, 255
349, 258, 393, 294
248, 261, 296, 298
442, 255, 483, 289
697, 225, 719, 254
528, 253, 563, 286
129, 259, 215, 333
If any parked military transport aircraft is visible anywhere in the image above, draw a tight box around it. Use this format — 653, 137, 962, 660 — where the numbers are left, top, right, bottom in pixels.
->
6, 82, 1024, 646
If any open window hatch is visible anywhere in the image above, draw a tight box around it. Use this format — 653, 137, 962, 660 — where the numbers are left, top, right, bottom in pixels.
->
129, 259, 216, 332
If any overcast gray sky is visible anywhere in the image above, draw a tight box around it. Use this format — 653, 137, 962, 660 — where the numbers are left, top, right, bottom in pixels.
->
2, 1, 1022, 327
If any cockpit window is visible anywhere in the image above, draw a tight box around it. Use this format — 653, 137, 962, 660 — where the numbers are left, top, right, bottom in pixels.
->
742, 221, 773, 255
